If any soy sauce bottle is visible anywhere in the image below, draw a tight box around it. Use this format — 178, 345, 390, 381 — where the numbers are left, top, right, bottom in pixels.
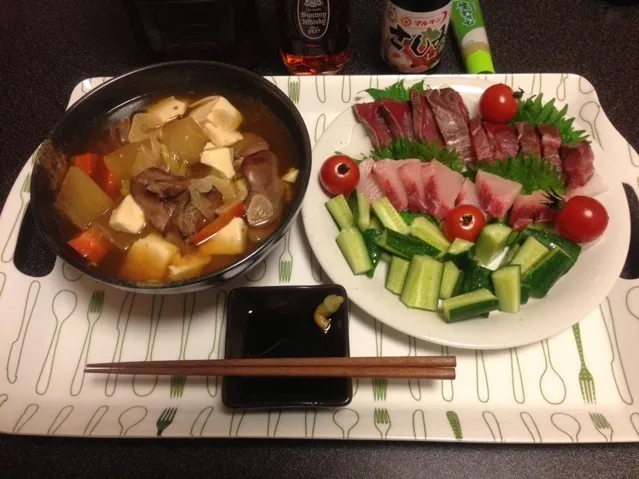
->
381, 0, 453, 73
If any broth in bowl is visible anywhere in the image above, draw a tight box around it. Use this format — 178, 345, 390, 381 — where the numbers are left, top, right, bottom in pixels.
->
54, 93, 299, 284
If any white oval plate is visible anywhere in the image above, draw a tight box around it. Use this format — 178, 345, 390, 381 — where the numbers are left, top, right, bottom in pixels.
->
302, 77, 630, 349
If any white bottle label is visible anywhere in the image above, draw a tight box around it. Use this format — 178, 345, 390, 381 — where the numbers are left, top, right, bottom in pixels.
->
381, 0, 453, 73
297, 0, 331, 41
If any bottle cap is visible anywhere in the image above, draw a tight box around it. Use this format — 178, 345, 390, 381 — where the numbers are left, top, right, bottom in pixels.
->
465, 50, 495, 74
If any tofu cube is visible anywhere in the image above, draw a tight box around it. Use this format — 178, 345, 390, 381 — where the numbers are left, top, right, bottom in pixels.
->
109, 195, 146, 234
198, 217, 248, 256
200, 144, 235, 179
168, 253, 211, 281
147, 96, 187, 123
121, 233, 179, 282
206, 96, 243, 130
204, 122, 243, 148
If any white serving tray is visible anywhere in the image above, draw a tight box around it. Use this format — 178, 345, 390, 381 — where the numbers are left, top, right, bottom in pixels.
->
0, 74, 638, 442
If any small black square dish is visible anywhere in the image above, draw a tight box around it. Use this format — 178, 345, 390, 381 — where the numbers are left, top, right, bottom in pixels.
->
222, 285, 352, 409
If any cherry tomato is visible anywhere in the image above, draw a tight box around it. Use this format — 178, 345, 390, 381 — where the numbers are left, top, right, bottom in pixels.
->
554, 195, 609, 243
442, 205, 487, 242
479, 84, 519, 123
320, 155, 360, 196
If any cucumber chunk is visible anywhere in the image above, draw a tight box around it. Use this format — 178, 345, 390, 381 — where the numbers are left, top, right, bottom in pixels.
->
362, 229, 382, 279
326, 195, 354, 230
442, 289, 499, 322
501, 243, 520, 267
440, 261, 461, 300
492, 265, 521, 313
447, 238, 474, 256
410, 217, 451, 255
348, 190, 371, 231
522, 247, 573, 297
336, 227, 372, 274
371, 198, 410, 234
377, 229, 440, 259
510, 237, 549, 275
519, 228, 581, 265
386, 256, 410, 294
475, 224, 512, 265
400, 255, 443, 311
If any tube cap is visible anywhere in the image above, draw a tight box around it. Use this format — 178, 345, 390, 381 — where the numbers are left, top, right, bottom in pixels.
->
465, 50, 495, 74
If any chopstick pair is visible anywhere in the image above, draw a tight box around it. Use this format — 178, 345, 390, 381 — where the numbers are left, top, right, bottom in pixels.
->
85, 356, 456, 380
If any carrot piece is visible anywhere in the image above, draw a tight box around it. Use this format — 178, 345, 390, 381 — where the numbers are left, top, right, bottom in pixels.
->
189, 202, 246, 245
68, 226, 112, 264
72, 153, 101, 178
100, 168, 121, 199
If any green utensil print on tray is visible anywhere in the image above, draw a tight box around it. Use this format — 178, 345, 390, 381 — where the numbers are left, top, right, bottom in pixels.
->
341, 76, 351, 103
520, 412, 542, 443
36, 290, 77, 395
207, 291, 227, 398
412, 409, 427, 440
539, 339, 566, 405
630, 412, 639, 438
287, 77, 300, 104
156, 407, 177, 437
440, 346, 454, 402
2, 172, 31, 263
0, 394, 8, 413
6, 279, 40, 384
556, 73, 569, 102
315, 76, 326, 103
305, 408, 317, 438
71, 289, 105, 396
13, 404, 39, 434
190, 406, 214, 437
84, 405, 108, 436
333, 408, 359, 438
407, 336, 421, 401
482, 411, 502, 442
446, 411, 462, 440
229, 409, 245, 437
572, 323, 596, 404
47, 405, 73, 435
278, 232, 293, 283
625, 286, 639, 319
372, 318, 388, 401
106, 293, 136, 397
314, 113, 326, 143
0, 271, 5, 298
62, 262, 83, 281
267, 409, 281, 437
550, 412, 581, 442
578, 76, 595, 94
373, 408, 391, 439
132, 295, 162, 397
118, 406, 148, 437
510, 348, 525, 404
170, 293, 195, 399
601, 297, 633, 404
579, 101, 601, 145
589, 412, 613, 442
475, 350, 489, 403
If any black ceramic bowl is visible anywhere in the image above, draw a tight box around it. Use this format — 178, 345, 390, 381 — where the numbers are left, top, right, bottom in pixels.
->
30, 61, 312, 294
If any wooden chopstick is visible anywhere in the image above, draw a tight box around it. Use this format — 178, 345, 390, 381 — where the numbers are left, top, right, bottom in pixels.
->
84, 356, 456, 380
85, 366, 455, 380
86, 356, 456, 369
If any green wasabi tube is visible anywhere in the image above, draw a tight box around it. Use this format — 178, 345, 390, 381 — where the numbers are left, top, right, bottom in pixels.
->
451, 0, 495, 74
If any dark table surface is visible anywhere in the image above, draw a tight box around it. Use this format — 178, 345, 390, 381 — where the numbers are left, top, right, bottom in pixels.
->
2, 0, 639, 477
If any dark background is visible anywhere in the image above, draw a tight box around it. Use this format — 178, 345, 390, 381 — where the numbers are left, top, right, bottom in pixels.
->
1, 0, 639, 477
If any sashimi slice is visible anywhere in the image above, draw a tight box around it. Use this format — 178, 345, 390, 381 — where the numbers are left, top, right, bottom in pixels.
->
561, 141, 595, 188
565, 171, 608, 199
469, 117, 493, 163
357, 158, 385, 203
475, 170, 523, 219
352, 102, 392, 149
397, 159, 427, 213
537, 124, 562, 171
515, 122, 542, 159
484, 122, 519, 161
379, 100, 414, 140
422, 160, 464, 219
410, 90, 444, 145
372, 160, 409, 211
456, 178, 483, 210
509, 191, 554, 232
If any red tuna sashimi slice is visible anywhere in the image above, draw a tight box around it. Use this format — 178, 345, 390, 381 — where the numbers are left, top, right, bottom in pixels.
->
537, 124, 562, 171
353, 102, 392, 149
410, 90, 444, 145
421, 160, 464, 219
565, 171, 608, 199
425, 88, 475, 164
398, 159, 428, 213
475, 170, 523, 219
372, 160, 409, 211
515, 122, 542, 159
484, 122, 519, 161
456, 178, 483, 210
469, 117, 493, 163
561, 141, 595, 188
379, 100, 414, 141
357, 158, 385, 203
509, 191, 554, 232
